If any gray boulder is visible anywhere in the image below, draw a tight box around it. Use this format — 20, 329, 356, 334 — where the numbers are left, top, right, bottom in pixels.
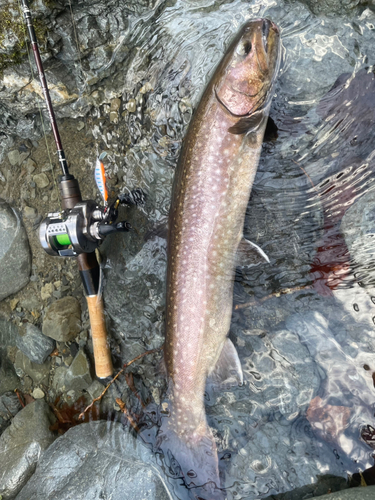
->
15, 421, 170, 500
316, 486, 375, 499
16, 324, 56, 365
0, 400, 56, 499
42, 297, 81, 342
0, 200, 31, 301
0, 392, 22, 435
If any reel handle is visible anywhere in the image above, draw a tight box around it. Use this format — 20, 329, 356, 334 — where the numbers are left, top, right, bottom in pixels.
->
97, 221, 132, 237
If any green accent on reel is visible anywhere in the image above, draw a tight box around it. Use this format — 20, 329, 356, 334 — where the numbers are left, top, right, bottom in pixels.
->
54, 234, 71, 247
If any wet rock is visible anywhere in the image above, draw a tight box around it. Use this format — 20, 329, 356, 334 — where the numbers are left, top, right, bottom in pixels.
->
0, 400, 56, 500
51, 366, 68, 395
110, 97, 121, 112
14, 351, 51, 386
7, 150, 29, 167
64, 349, 92, 394
86, 380, 105, 400
40, 283, 55, 301
110, 111, 118, 123
22, 206, 37, 219
15, 421, 170, 500
7, 150, 20, 166
296, 0, 367, 16
31, 388, 45, 399
263, 475, 348, 499
32, 173, 49, 189
125, 99, 137, 112
314, 486, 375, 499
15, 323, 56, 365
42, 296, 81, 342
0, 200, 31, 301
0, 318, 18, 349
140, 82, 153, 94
0, 350, 20, 396
25, 158, 36, 174
0, 392, 22, 435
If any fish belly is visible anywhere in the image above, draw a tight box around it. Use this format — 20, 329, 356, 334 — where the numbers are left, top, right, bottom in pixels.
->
165, 98, 265, 434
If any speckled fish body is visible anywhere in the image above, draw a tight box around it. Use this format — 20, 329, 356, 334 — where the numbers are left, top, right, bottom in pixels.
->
160, 19, 280, 491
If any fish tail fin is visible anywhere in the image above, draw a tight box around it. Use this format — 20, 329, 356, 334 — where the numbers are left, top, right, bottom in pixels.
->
153, 403, 225, 500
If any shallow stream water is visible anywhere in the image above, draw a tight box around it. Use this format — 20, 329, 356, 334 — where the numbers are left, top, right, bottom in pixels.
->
100, 0, 375, 498
3, 0, 375, 499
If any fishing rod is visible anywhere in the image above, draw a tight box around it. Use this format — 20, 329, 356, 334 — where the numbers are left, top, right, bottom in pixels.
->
21, 0, 143, 378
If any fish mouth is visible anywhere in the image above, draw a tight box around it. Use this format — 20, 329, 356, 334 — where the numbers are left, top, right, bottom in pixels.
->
260, 18, 279, 52
214, 18, 280, 117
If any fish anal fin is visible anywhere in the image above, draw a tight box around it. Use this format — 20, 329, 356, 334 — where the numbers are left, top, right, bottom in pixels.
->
207, 338, 243, 389
229, 110, 265, 135
236, 236, 270, 268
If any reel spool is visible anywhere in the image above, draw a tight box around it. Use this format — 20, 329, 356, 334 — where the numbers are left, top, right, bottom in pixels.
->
39, 199, 134, 257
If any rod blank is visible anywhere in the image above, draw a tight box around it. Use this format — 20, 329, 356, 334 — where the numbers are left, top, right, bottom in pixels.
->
21, 0, 69, 177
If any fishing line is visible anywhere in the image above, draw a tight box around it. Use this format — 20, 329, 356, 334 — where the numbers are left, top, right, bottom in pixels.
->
17, 0, 61, 211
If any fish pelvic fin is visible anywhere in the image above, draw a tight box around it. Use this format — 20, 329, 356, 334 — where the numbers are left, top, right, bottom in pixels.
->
207, 338, 243, 390
236, 236, 270, 268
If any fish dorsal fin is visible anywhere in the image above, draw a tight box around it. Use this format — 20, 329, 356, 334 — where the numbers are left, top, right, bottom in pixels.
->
207, 338, 243, 389
236, 236, 270, 268
228, 109, 265, 135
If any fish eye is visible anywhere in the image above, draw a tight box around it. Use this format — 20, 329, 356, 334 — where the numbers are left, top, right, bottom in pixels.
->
187, 470, 197, 478
237, 41, 252, 56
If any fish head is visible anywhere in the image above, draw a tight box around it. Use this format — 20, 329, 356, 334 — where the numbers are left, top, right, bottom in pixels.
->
215, 18, 280, 121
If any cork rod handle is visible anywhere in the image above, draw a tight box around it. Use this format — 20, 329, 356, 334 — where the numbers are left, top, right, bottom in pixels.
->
86, 295, 113, 378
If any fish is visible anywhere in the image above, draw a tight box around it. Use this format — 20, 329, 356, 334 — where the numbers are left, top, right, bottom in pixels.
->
155, 18, 281, 496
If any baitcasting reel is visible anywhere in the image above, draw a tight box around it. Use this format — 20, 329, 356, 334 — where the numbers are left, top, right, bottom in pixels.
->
40, 159, 145, 257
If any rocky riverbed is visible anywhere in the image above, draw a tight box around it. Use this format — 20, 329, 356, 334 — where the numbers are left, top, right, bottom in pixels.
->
2, 0, 375, 499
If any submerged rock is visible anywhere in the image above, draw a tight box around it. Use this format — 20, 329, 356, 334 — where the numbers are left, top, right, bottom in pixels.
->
14, 350, 51, 386
0, 400, 56, 500
295, 0, 368, 16
0, 200, 31, 301
15, 421, 170, 500
341, 190, 375, 290
64, 349, 92, 394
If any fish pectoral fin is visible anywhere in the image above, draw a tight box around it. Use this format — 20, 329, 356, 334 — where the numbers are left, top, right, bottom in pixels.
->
207, 338, 243, 389
236, 237, 270, 268
228, 109, 265, 134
